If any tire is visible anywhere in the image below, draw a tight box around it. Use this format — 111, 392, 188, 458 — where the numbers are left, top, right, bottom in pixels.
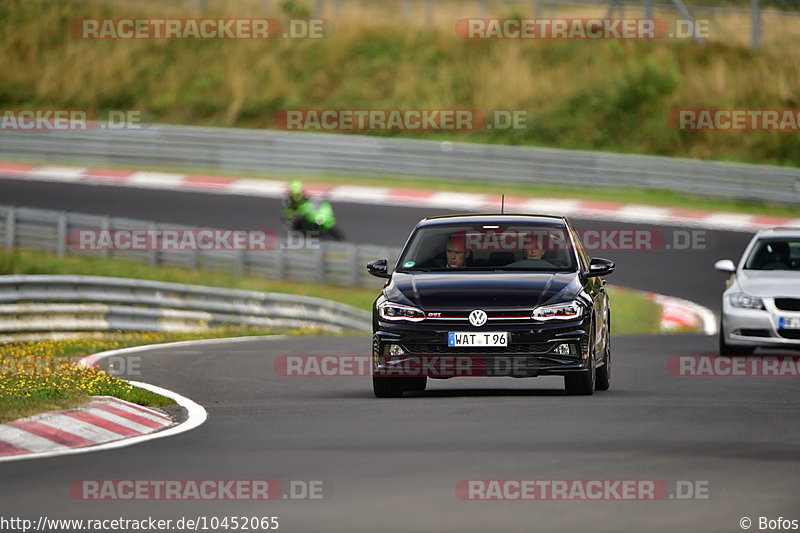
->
372, 376, 406, 398
565, 324, 596, 395
595, 319, 611, 392
718, 319, 755, 355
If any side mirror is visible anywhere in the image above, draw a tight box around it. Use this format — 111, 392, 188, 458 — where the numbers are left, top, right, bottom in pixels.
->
586, 257, 615, 278
367, 258, 390, 278
714, 259, 736, 273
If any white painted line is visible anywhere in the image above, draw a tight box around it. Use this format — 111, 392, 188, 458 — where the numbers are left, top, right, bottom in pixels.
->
227, 179, 286, 197
615, 205, 673, 223
427, 192, 489, 210
328, 186, 391, 203
518, 199, 581, 215
127, 172, 186, 189
703, 213, 755, 230
29, 166, 86, 181
0, 425, 71, 453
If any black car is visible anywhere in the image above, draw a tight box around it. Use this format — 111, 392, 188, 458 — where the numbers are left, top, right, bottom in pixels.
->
366, 214, 615, 397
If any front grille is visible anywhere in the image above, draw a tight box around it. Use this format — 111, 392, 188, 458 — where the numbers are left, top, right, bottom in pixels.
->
403, 343, 553, 355
775, 298, 800, 311
737, 329, 771, 338
778, 329, 800, 340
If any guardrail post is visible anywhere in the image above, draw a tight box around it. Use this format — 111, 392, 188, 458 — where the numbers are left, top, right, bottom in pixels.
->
425, 0, 433, 26
148, 222, 158, 266
275, 246, 286, 279
56, 212, 67, 257
4, 207, 14, 249
347, 243, 359, 286
315, 244, 326, 283
235, 250, 245, 276
751, 0, 761, 49
100, 216, 110, 259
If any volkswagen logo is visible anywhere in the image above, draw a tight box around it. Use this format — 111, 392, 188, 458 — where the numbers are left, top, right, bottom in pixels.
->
469, 309, 488, 327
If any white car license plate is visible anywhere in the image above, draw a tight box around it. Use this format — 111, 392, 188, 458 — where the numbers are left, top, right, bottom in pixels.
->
448, 332, 508, 347
779, 317, 800, 330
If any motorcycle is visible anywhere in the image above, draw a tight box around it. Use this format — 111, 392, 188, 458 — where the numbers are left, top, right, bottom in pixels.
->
282, 197, 344, 241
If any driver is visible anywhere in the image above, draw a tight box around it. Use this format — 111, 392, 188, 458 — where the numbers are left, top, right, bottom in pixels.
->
445, 233, 470, 268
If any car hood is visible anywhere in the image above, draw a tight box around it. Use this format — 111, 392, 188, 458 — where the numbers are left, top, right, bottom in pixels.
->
736, 270, 800, 298
385, 271, 582, 309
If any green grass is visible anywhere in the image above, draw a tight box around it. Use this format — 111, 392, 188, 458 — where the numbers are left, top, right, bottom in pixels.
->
0, 327, 294, 423
1, 1, 798, 167
0, 247, 664, 335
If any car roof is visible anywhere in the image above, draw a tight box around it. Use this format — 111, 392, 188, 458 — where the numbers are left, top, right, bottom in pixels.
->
416, 214, 568, 228
754, 227, 800, 238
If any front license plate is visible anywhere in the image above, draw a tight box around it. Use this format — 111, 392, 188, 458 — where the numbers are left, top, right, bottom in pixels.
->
448, 332, 508, 347
779, 317, 800, 330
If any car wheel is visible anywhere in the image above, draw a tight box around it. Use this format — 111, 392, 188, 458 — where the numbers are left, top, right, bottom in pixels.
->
373, 376, 407, 398
718, 319, 755, 355
565, 325, 596, 395
595, 320, 611, 392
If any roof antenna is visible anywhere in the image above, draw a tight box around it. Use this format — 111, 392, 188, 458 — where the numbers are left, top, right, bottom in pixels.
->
500, 194, 505, 214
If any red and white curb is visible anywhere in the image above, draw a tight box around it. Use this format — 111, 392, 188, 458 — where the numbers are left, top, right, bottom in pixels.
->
1, 162, 798, 233
648, 292, 717, 335
0, 396, 173, 459
0, 336, 276, 462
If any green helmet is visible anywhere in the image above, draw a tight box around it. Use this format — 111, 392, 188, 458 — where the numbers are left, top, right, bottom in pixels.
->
289, 179, 304, 196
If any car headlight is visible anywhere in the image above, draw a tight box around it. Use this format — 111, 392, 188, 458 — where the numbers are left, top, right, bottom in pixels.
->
378, 302, 426, 322
532, 300, 584, 321
729, 292, 764, 310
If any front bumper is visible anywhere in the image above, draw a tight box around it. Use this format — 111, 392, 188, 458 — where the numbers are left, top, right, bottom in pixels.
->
373, 318, 592, 378
721, 296, 800, 349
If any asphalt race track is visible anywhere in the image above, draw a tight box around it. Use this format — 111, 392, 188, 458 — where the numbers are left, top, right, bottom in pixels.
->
0, 178, 753, 308
0, 178, 797, 533
1, 335, 799, 532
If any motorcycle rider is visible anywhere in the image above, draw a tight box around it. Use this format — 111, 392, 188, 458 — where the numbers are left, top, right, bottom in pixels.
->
283, 179, 308, 222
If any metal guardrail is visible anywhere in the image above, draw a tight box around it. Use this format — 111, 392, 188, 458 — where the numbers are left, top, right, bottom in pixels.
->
0, 275, 372, 335
0, 205, 401, 289
1, 124, 798, 205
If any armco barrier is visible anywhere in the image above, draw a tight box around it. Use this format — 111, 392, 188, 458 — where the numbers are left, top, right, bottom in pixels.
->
0, 124, 798, 205
0, 205, 401, 288
0, 275, 372, 336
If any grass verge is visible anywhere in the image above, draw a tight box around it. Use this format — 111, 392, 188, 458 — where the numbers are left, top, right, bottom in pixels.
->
0, 327, 289, 423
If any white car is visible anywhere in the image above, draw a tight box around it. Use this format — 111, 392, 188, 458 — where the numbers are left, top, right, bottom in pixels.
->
715, 228, 800, 355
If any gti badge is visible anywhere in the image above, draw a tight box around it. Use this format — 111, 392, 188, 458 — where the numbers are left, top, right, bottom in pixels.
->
469, 309, 487, 327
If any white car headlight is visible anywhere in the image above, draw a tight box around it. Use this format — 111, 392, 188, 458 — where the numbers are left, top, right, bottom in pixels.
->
729, 292, 764, 310
532, 300, 583, 321
378, 302, 426, 322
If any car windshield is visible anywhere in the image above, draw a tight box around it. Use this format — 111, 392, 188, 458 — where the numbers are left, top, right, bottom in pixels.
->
396, 223, 578, 272
743, 238, 800, 271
